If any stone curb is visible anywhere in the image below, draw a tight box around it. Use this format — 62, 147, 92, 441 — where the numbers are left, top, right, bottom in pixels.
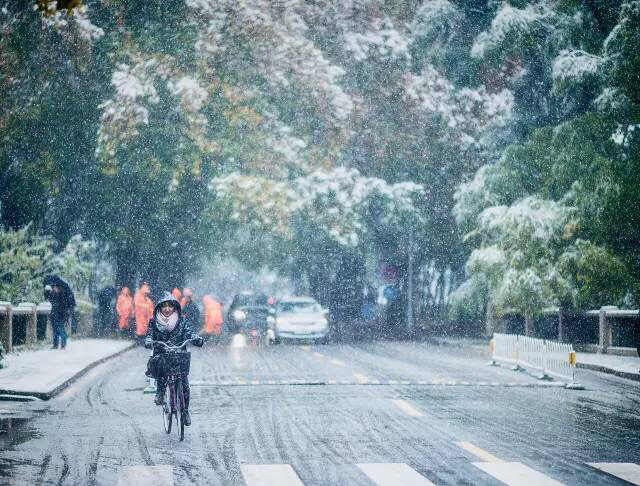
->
0, 343, 136, 401
576, 362, 640, 383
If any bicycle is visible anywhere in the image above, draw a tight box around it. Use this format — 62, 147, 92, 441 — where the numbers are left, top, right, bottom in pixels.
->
150, 339, 197, 441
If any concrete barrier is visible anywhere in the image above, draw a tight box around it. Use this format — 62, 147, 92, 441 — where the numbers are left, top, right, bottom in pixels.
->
0, 301, 12, 353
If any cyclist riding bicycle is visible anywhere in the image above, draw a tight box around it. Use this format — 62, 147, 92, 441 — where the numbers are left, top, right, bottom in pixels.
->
145, 293, 203, 426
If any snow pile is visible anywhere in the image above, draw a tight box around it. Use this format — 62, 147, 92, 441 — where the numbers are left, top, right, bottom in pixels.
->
96, 61, 160, 158
552, 49, 603, 87
210, 168, 424, 248
188, 0, 353, 125
404, 65, 513, 146
168, 76, 208, 112
39, 2, 104, 41
471, 2, 551, 58
344, 17, 410, 62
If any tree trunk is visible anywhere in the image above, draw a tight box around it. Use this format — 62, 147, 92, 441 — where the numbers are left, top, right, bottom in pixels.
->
524, 313, 534, 337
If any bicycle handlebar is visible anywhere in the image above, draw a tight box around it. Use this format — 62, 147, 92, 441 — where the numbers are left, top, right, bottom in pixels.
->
150, 338, 199, 351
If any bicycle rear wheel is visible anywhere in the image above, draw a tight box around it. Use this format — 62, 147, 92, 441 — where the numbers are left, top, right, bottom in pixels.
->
175, 378, 185, 441
162, 384, 172, 434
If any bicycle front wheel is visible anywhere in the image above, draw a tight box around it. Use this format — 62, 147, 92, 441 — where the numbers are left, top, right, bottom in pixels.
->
162, 384, 172, 434
175, 378, 185, 441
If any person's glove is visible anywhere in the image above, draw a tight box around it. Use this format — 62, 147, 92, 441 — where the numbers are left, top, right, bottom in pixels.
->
193, 336, 204, 347
144, 340, 153, 350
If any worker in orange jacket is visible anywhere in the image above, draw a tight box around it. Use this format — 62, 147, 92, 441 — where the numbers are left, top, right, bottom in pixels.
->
171, 287, 182, 302
115, 287, 133, 336
202, 294, 224, 337
134, 282, 153, 338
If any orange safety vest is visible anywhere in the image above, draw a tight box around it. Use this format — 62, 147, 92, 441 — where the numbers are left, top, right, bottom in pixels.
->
171, 287, 182, 302
202, 295, 223, 335
134, 284, 153, 336
116, 288, 133, 330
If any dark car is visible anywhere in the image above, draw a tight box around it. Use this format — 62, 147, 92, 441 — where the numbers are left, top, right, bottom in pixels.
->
226, 292, 271, 337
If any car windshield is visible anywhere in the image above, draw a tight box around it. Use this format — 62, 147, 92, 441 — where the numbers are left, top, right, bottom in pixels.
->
277, 301, 322, 313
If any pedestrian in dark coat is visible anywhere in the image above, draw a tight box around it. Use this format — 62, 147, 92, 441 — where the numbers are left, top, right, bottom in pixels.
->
144, 293, 203, 426
181, 288, 201, 333
43, 275, 76, 349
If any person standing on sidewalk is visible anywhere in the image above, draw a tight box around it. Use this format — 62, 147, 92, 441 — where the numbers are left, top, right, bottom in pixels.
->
44, 275, 75, 349
116, 287, 134, 338
134, 282, 153, 343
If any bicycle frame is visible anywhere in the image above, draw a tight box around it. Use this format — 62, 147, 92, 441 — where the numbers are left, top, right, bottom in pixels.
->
152, 339, 195, 441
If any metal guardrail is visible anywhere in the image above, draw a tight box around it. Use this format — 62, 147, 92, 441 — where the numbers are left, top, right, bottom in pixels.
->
489, 333, 583, 389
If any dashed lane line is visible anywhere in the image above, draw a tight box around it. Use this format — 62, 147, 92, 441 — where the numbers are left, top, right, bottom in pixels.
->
473, 462, 565, 486
188, 380, 568, 387
454, 442, 504, 463
357, 463, 436, 486
241, 464, 305, 486
587, 463, 640, 485
329, 359, 346, 367
117, 466, 173, 486
391, 399, 424, 417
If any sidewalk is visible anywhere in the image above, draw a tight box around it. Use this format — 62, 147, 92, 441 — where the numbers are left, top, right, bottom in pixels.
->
0, 339, 135, 400
577, 352, 640, 382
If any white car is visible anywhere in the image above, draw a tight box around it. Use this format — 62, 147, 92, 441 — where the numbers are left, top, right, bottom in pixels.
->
270, 296, 330, 343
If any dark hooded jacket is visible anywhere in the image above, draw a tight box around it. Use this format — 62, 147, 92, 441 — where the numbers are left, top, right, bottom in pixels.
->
43, 275, 76, 321
144, 294, 200, 355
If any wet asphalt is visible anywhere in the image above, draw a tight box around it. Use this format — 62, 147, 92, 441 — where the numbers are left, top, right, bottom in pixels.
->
0, 337, 639, 485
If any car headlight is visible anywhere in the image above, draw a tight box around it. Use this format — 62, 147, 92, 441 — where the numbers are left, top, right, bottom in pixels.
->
233, 310, 247, 320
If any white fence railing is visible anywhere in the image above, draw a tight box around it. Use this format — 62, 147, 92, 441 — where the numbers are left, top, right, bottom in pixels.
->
490, 333, 582, 389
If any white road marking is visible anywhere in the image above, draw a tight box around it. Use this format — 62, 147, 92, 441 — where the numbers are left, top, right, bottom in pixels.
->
241, 464, 304, 486
587, 463, 640, 484
473, 462, 564, 486
300, 345, 310, 351
454, 442, 504, 463
312, 352, 324, 358
391, 399, 423, 417
357, 463, 436, 486
117, 465, 173, 486
353, 373, 370, 383
251, 380, 260, 385
329, 359, 345, 366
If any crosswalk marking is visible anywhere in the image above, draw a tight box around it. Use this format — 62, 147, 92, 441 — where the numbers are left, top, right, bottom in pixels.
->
587, 463, 640, 485
454, 442, 504, 463
241, 464, 305, 486
106, 460, 640, 485
473, 462, 564, 486
357, 463, 436, 486
117, 465, 173, 486
391, 399, 423, 417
